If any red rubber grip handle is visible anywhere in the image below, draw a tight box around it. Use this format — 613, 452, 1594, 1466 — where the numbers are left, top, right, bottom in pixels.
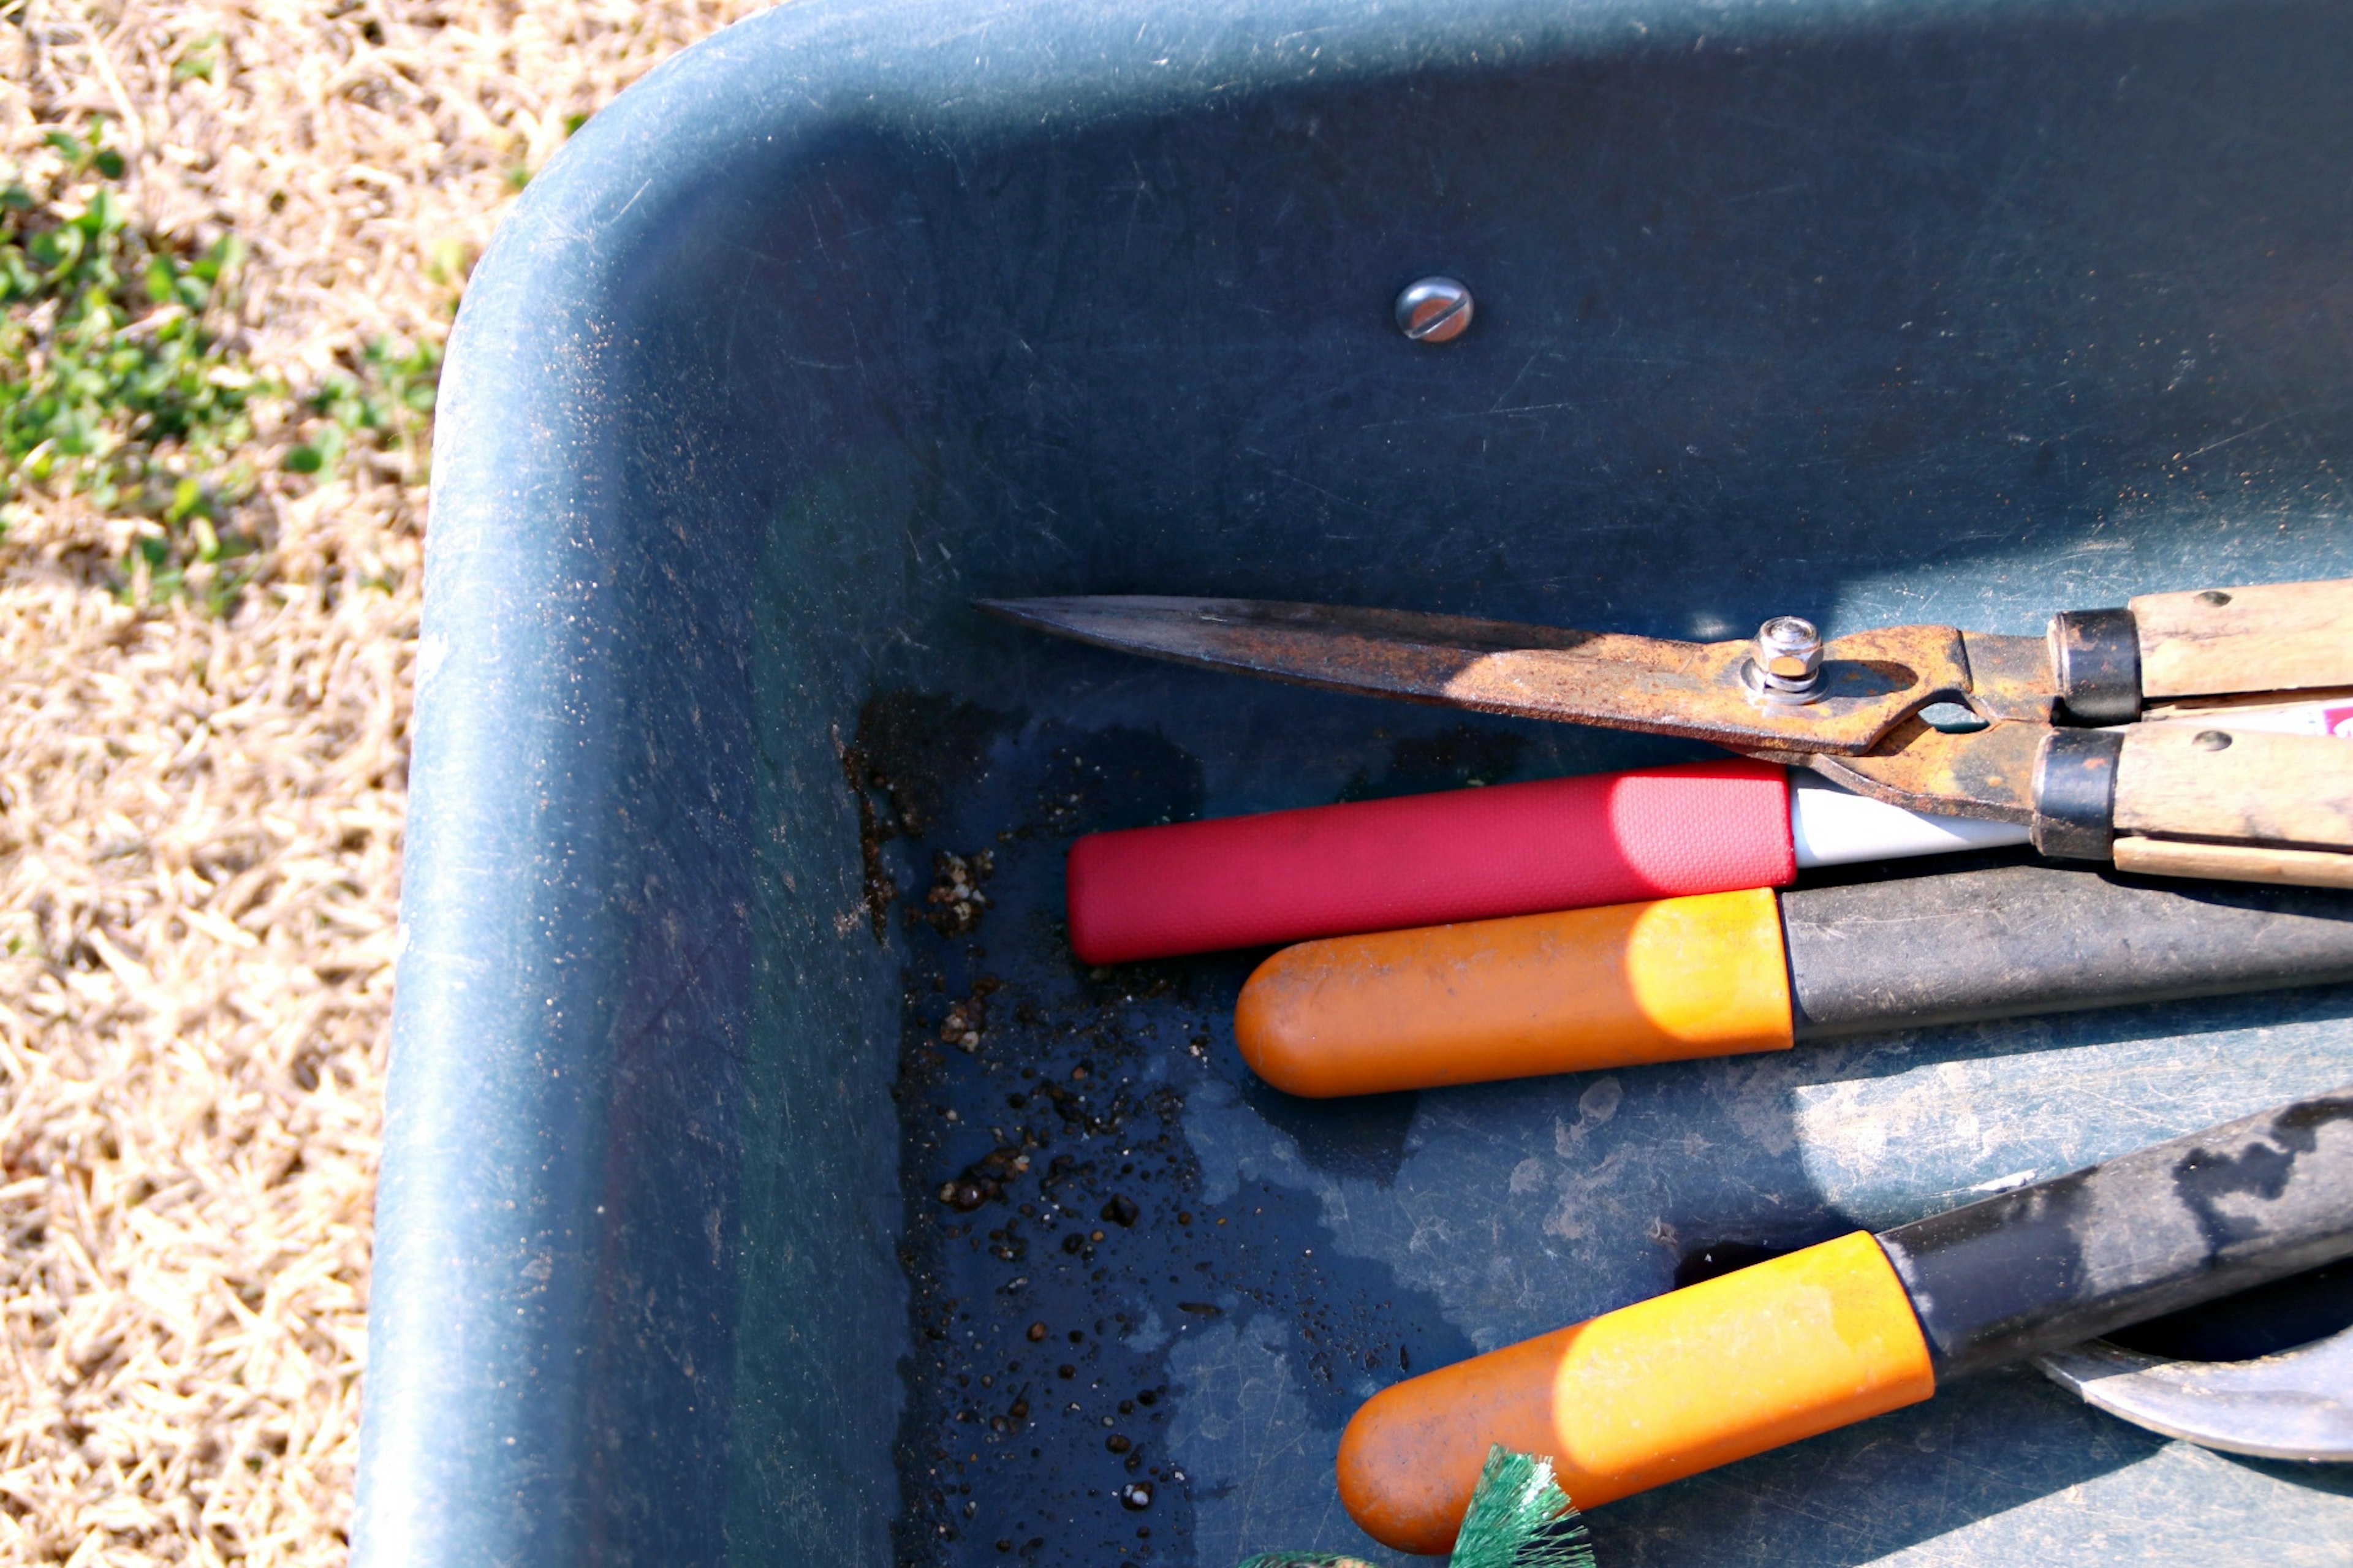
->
1066, 758, 1795, 963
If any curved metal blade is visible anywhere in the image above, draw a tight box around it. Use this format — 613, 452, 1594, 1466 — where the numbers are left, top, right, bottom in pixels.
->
979, 596, 1973, 757
2038, 1328, 2353, 1461
1784, 719, 2044, 824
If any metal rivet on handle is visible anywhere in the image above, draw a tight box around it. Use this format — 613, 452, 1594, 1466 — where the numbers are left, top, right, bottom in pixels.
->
2197, 590, 2233, 607
1395, 277, 1473, 343
2194, 730, 2234, 752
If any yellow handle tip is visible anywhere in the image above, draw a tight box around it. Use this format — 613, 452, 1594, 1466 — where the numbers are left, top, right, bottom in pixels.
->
1338, 1233, 1936, 1548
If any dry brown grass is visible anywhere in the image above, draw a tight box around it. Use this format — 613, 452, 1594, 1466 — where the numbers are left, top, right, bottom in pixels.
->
0, 1, 770, 1559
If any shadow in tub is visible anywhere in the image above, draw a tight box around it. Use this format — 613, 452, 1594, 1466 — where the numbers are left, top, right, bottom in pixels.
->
860, 691, 2353, 1568
864, 694, 1482, 1568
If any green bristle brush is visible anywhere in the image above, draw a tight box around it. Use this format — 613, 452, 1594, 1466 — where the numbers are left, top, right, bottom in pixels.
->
1239, 1444, 1597, 1568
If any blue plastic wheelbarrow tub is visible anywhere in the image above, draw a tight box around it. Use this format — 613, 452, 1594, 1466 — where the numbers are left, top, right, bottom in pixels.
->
356, 0, 2353, 1561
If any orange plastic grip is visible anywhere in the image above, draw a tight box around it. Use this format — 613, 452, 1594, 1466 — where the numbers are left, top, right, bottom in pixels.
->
1234, 887, 1797, 1097
1336, 1233, 1937, 1553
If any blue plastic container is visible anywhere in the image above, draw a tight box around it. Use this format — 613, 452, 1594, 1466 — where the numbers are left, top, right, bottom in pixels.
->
357, 0, 2353, 1561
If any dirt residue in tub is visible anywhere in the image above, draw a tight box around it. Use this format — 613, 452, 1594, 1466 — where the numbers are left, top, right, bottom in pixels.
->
884, 711, 1215, 1568
920, 850, 995, 937
881, 705, 1464, 1568
843, 692, 1021, 941
891, 953, 1210, 1566
860, 692, 1025, 837
939, 1133, 1037, 1213
938, 975, 998, 1054
839, 732, 896, 941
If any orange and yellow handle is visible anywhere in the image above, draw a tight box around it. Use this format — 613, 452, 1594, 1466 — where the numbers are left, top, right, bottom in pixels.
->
1235, 887, 1795, 1097
1336, 1233, 1936, 1553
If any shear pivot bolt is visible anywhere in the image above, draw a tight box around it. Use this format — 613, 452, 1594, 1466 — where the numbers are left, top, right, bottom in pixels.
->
1395, 277, 1474, 343
1746, 616, 1824, 705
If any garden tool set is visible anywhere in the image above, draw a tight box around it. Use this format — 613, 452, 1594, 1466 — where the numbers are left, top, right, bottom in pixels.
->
987, 575, 2353, 1550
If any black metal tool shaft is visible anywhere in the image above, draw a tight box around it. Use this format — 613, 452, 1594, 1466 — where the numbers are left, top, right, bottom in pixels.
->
1783, 864, 2353, 1038
1874, 1089, 2353, 1377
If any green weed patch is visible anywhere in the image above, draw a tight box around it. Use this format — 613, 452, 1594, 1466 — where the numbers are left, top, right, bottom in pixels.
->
283, 335, 441, 482
1, 116, 441, 611
2, 119, 259, 551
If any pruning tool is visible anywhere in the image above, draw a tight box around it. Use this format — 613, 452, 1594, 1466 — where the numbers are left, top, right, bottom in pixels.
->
982, 577, 2353, 888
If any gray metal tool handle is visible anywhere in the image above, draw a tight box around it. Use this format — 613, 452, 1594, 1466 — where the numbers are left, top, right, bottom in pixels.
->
1783, 863, 2353, 1038
1876, 1088, 2353, 1378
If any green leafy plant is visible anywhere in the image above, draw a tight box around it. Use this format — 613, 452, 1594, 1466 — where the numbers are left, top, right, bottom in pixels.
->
0, 115, 265, 602
172, 34, 224, 84
282, 334, 441, 480
1, 113, 447, 615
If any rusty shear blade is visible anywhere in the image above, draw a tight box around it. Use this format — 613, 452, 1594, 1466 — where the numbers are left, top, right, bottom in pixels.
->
979, 595, 1982, 757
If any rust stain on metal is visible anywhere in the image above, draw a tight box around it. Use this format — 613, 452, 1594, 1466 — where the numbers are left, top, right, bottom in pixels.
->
1793, 721, 2044, 822
1427, 621, 1968, 753
1958, 631, 2061, 723
978, 596, 2077, 817
979, 597, 1985, 754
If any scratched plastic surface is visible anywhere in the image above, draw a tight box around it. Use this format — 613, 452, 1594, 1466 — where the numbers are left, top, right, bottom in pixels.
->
364, 0, 2353, 1563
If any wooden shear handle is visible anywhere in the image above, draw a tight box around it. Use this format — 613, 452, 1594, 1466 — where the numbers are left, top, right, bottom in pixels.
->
2132, 577, 2353, 698
2102, 576, 2353, 885
2113, 724, 2353, 887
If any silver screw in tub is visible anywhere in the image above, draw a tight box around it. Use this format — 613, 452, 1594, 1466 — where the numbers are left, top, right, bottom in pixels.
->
1395, 277, 1473, 343
1744, 616, 1824, 705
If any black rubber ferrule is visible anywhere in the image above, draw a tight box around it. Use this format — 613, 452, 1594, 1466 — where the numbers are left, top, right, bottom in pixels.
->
2049, 606, 2142, 725
1782, 863, 2353, 1038
1875, 1089, 2353, 1378
2031, 727, 2121, 859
